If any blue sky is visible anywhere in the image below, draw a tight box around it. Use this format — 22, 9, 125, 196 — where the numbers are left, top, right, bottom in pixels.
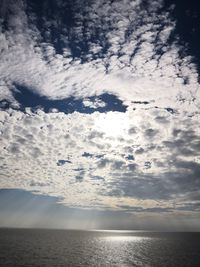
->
0, 0, 200, 230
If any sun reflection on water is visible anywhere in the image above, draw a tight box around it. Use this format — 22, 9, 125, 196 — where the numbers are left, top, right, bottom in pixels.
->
103, 235, 149, 242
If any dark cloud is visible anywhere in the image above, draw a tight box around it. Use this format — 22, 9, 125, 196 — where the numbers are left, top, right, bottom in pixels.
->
128, 127, 137, 135
163, 129, 200, 157
176, 202, 200, 212
111, 160, 125, 170
118, 205, 172, 213
90, 175, 105, 181
75, 175, 84, 182
144, 128, 158, 138
155, 116, 169, 124
97, 158, 111, 169
135, 147, 145, 154
30, 180, 50, 187
126, 163, 137, 171
106, 175, 172, 200
105, 160, 200, 201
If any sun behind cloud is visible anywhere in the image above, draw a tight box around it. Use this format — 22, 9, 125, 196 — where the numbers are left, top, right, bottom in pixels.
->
94, 112, 130, 138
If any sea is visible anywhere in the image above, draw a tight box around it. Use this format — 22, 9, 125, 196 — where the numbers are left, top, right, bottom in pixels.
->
0, 229, 200, 267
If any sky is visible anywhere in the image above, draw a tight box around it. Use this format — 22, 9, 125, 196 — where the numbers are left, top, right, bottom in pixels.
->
0, 0, 200, 230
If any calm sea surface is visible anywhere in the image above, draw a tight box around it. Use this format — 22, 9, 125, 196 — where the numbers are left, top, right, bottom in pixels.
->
0, 229, 199, 267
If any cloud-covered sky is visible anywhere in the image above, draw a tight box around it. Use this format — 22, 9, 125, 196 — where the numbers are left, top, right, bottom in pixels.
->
0, 0, 200, 230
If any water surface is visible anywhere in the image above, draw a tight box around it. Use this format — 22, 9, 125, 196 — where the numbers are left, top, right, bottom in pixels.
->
0, 229, 199, 266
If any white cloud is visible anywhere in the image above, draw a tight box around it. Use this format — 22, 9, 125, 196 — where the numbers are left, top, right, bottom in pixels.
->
0, 108, 199, 210
0, 0, 199, 114
0, 0, 200, 215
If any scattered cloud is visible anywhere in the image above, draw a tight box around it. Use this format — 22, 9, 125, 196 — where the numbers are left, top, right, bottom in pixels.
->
0, 107, 199, 212
0, 0, 200, 222
0, 0, 199, 113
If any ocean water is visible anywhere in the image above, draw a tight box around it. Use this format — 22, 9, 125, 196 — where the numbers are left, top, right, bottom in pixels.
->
0, 229, 200, 267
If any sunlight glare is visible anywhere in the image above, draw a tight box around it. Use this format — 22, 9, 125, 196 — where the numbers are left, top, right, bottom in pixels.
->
95, 112, 129, 137
103, 235, 149, 242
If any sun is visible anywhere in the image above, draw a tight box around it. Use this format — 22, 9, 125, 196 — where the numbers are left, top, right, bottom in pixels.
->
94, 112, 130, 137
